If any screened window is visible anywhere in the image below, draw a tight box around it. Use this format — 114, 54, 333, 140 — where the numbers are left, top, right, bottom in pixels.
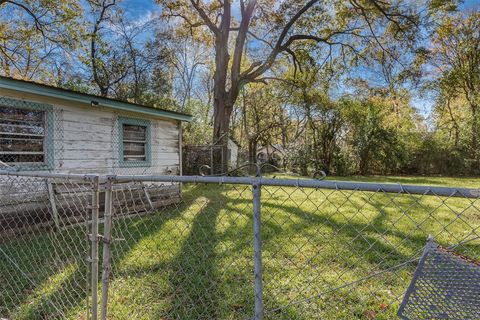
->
122, 124, 147, 161
0, 106, 46, 164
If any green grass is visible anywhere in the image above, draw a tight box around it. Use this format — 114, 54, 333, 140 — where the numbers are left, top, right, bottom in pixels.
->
1, 176, 479, 319
269, 173, 480, 188
326, 175, 480, 188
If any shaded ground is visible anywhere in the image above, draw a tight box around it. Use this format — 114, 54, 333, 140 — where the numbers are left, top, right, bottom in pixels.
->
1, 176, 479, 319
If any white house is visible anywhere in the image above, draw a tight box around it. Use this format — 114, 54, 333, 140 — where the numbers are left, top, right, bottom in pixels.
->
0, 76, 192, 175
0, 77, 193, 234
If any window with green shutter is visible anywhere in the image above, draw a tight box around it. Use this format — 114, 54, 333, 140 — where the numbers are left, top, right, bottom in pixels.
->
0, 97, 53, 169
118, 117, 151, 167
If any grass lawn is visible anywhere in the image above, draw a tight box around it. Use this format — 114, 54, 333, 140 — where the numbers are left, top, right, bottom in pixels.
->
1, 175, 479, 319
326, 175, 480, 188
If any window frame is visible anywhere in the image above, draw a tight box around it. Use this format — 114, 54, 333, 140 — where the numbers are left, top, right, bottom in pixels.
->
0, 96, 54, 170
118, 116, 151, 167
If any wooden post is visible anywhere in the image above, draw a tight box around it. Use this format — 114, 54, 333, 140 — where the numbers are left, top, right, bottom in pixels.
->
142, 183, 154, 211
46, 179, 60, 230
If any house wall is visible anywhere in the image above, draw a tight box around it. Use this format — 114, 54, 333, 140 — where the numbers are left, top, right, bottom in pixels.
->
0, 88, 181, 175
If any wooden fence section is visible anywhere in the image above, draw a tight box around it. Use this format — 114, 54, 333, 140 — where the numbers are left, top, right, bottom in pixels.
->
182, 144, 226, 175
0, 177, 181, 240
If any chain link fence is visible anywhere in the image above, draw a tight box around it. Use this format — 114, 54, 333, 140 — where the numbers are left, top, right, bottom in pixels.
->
1, 171, 479, 319
182, 144, 226, 175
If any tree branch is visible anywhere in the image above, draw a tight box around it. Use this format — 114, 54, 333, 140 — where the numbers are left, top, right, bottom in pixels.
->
242, 0, 321, 81
189, 0, 219, 34
230, 0, 257, 99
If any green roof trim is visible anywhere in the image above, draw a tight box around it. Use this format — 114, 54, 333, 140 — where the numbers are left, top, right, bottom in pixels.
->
0, 76, 192, 122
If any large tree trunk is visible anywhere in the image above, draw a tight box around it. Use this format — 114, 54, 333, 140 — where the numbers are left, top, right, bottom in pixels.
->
213, 99, 232, 142
212, 97, 233, 173
211, 8, 232, 173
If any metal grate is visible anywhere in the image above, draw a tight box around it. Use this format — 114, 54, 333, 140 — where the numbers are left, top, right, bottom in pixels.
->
398, 239, 480, 319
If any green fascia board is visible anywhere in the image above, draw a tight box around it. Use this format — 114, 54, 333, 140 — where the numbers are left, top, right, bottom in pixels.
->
0, 77, 193, 122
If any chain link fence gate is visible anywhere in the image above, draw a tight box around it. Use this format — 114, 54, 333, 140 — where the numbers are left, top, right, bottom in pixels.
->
0, 172, 97, 319
1, 171, 480, 319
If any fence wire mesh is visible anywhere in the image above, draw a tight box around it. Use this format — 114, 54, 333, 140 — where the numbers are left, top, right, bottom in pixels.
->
182, 145, 226, 175
0, 172, 479, 320
398, 240, 480, 320
103, 180, 254, 319
259, 185, 480, 319
0, 174, 93, 319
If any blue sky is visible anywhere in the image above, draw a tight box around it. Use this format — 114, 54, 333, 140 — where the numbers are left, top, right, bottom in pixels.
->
120, 0, 479, 22
119, 0, 479, 118
121, 0, 158, 19
463, 0, 480, 9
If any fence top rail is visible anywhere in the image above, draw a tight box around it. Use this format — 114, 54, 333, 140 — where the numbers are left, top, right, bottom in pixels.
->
1, 171, 479, 198
0, 170, 98, 181
115, 175, 480, 199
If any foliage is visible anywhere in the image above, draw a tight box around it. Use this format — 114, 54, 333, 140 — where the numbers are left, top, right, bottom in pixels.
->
0, 0, 478, 176
0, 0, 82, 79
426, 11, 480, 172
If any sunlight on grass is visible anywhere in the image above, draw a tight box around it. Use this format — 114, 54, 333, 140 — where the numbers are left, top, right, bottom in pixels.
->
15, 263, 78, 319
118, 196, 211, 271
2, 177, 479, 319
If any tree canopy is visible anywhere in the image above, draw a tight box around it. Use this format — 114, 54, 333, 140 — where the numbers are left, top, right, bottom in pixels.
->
0, 0, 478, 175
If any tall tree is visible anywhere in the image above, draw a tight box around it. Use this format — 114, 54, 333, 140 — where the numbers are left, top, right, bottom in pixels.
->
429, 12, 480, 170
237, 84, 284, 165
88, 0, 130, 97
159, 0, 419, 170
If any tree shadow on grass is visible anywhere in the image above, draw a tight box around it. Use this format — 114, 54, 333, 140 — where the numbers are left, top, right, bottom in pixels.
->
103, 184, 258, 319
261, 187, 476, 268
6, 183, 473, 320
0, 185, 203, 319
0, 221, 93, 319
257, 189, 480, 319
162, 192, 223, 319
142, 184, 307, 320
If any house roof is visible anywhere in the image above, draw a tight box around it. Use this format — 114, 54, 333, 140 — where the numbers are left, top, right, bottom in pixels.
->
0, 76, 192, 122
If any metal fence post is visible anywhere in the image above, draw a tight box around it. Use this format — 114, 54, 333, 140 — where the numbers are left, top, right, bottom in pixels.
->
90, 176, 100, 320
252, 182, 264, 320
100, 177, 114, 320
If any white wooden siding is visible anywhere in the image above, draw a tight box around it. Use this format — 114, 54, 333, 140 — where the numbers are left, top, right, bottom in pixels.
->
0, 89, 181, 175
